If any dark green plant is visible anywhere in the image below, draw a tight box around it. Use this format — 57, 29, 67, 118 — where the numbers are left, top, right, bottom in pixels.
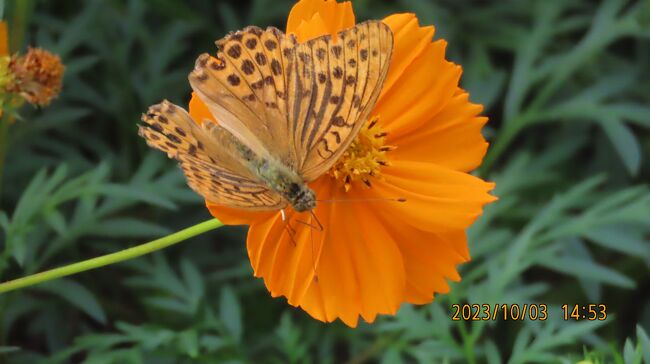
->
0, 0, 648, 363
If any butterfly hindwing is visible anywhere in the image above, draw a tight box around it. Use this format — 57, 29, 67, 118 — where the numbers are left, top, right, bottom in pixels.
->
177, 154, 286, 211
189, 20, 393, 182
139, 101, 286, 210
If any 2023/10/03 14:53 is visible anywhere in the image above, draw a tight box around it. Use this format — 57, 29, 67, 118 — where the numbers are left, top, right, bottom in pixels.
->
451, 303, 608, 321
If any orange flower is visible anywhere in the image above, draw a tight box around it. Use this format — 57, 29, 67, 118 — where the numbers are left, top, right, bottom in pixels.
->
190, 0, 496, 327
7, 47, 64, 106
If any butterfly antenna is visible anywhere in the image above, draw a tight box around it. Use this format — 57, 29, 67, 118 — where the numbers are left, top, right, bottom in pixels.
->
317, 197, 407, 203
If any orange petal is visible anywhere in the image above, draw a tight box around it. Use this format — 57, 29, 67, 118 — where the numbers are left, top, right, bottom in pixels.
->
246, 179, 330, 304
246, 178, 406, 327
351, 184, 471, 296
377, 161, 496, 233
374, 38, 461, 140
286, 0, 355, 42
189, 91, 215, 126
386, 225, 468, 305
389, 91, 489, 172
293, 13, 330, 44
381, 14, 436, 96
205, 201, 270, 226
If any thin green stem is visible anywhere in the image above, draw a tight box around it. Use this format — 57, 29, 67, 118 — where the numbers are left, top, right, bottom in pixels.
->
458, 320, 477, 364
0, 218, 223, 294
9, 0, 35, 52
0, 112, 9, 206
347, 333, 400, 364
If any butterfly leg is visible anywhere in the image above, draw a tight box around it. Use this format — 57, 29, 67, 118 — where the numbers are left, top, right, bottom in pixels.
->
285, 225, 298, 247
281, 209, 298, 247
311, 211, 324, 232
293, 210, 324, 232
282, 211, 322, 282
281, 208, 298, 235
309, 213, 319, 284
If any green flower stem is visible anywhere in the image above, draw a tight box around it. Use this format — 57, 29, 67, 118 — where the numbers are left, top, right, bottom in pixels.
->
0, 218, 223, 294
9, 0, 35, 52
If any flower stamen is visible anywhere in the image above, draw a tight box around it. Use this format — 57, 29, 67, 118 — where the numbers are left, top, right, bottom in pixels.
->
329, 115, 393, 192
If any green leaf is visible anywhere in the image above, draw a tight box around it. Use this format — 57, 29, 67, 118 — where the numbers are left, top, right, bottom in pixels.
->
220, 286, 242, 342
381, 348, 404, 364
538, 256, 635, 288
99, 183, 177, 209
623, 338, 643, 364
484, 340, 503, 364
44, 209, 67, 235
35, 279, 107, 323
10, 235, 27, 266
178, 329, 199, 358
599, 120, 642, 176
91, 218, 170, 238
180, 258, 204, 313
144, 297, 191, 315
584, 226, 649, 258
538, 320, 608, 350
637, 326, 650, 364
200, 334, 227, 353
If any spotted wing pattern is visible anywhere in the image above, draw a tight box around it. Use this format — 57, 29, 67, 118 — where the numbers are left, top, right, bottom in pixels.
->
189, 20, 393, 182
295, 21, 393, 181
138, 100, 286, 210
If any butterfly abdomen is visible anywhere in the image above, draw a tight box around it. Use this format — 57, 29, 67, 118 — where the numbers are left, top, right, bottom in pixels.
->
233, 137, 316, 212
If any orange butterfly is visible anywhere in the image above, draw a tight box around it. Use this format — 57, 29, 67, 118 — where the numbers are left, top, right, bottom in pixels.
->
139, 21, 393, 214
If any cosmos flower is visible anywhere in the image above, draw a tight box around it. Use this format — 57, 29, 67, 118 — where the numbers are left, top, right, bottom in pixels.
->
189, 0, 496, 327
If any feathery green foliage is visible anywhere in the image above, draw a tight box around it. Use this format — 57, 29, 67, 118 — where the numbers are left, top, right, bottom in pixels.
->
0, 0, 648, 363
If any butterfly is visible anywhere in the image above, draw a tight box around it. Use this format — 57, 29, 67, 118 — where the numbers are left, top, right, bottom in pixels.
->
139, 20, 393, 214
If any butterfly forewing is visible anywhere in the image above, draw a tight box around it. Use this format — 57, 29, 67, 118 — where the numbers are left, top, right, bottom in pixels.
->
189, 20, 393, 182
299, 21, 392, 181
192, 27, 298, 167
139, 101, 286, 210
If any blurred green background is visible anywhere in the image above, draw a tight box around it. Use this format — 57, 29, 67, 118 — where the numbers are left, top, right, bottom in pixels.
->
1, 0, 649, 363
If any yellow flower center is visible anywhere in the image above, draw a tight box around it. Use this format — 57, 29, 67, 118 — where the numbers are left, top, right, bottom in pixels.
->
329, 116, 395, 192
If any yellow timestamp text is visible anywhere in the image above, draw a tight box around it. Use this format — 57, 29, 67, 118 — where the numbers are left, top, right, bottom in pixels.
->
451, 303, 548, 321
561, 304, 607, 321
